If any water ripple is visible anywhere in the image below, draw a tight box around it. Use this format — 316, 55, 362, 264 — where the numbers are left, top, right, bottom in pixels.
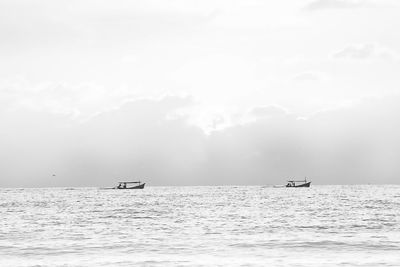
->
1, 185, 400, 266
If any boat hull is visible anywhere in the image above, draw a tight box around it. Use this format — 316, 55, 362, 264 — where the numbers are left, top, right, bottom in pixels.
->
100, 183, 146, 190
286, 182, 311, 188
120, 183, 145, 189
109, 183, 146, 189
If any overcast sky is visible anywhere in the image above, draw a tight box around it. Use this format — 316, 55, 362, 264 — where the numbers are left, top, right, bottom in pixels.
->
1, 0, 400, 187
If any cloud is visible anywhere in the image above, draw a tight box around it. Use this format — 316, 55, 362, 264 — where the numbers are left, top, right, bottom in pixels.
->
334, 43, 374, 59
0, 95, 203, 187
304, 0, 371, 11
0, 80, 140, 119
205, 95, 400, 185
333, 43, 400, 60
1, 93, 400, 187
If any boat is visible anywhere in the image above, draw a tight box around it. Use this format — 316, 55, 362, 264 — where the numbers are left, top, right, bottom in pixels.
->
111, 181, 146, 189
285, 178, 311, 188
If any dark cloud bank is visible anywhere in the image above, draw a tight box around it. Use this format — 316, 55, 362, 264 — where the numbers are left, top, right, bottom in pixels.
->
1, 95, 399, 187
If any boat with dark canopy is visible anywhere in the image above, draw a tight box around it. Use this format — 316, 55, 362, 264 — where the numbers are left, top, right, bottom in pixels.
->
286, 178, 311, 188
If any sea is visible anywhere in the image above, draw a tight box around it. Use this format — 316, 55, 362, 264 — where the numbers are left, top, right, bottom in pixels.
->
1, 185, 399, 267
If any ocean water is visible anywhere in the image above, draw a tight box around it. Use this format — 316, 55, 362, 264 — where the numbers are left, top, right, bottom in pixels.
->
1, 185, 400, 267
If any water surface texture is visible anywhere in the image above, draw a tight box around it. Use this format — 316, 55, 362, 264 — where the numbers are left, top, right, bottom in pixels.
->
1, 185, 400, 266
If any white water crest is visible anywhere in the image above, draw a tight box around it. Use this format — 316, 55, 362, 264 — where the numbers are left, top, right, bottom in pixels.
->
1, 185, 400, 266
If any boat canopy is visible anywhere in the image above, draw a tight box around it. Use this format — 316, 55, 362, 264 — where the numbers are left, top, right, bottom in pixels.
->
118, 181, 142, 184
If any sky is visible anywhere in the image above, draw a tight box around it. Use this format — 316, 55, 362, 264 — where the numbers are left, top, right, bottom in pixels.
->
1, 0, 400, 187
